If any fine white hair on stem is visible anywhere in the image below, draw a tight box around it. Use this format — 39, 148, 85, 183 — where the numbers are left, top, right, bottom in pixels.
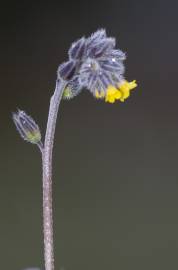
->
42, 79, 67, 270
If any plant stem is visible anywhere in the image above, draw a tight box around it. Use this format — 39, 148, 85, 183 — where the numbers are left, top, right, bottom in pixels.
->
42, 78, 67, 270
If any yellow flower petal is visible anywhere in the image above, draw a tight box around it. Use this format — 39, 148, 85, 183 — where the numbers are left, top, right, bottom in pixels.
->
96, 80, 137, 103
128, 80, 137, 90
105, 85, 122, 103
108, 96, 115, 103
114, 90, 122, 100
118, 80, 137, 101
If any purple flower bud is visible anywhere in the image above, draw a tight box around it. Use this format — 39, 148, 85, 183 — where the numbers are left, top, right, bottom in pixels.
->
57, 60, 76, 80
86, 38, 116, 58
68, 37, 86, 60
107, 49, 126, 61
100, 59, 125, 73
87, 29, 107, 47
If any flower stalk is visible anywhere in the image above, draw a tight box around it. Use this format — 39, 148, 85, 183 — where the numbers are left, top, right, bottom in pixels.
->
42, 78, 67, 270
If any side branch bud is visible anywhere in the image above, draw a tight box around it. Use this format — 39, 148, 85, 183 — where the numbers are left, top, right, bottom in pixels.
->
12, 109, 42, 147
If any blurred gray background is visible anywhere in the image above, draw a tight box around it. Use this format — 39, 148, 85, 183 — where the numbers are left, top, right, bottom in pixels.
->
1, 0, 178, 269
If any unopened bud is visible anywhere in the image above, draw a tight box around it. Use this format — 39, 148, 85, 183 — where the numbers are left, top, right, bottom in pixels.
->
12, 110, 42, 145
63, 85, 74, 99
62, 77, 82, 100
68, 37, 86, 60
57, 60, 76, 81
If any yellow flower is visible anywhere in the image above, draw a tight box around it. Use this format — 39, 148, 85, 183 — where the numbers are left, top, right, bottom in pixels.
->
105, 86, 122, 103
119, 80, 137, 102
94, 80, 137, 103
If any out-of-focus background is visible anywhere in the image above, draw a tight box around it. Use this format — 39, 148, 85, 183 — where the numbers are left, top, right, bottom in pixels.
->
1, 0, 178, 269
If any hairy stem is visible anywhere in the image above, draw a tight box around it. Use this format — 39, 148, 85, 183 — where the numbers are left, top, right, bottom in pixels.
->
42, 79, 67, 270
